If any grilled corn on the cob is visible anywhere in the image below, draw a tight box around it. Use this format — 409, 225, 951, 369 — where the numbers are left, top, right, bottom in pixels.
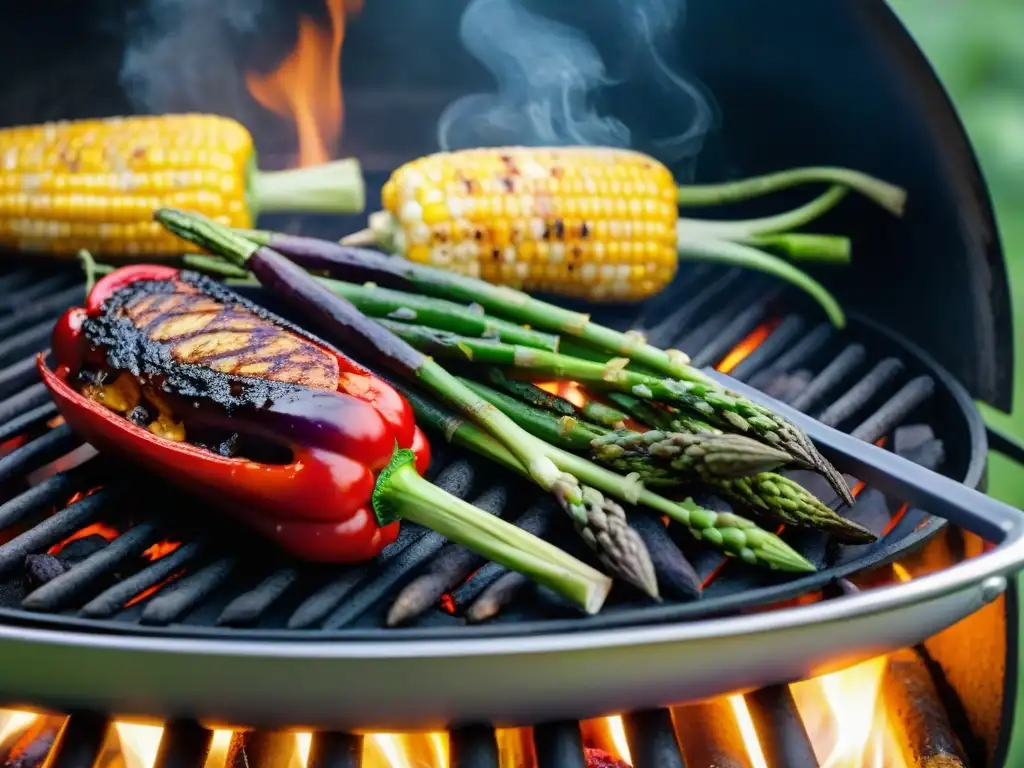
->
379, 147, 679, 302
351, 146, 906, 316
0, 114, 364, 257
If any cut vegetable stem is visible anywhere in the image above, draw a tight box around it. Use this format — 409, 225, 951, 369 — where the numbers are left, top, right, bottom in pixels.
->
377, 450, 611, 613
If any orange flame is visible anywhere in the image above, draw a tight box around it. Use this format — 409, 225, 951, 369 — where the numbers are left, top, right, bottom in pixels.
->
246, 0, 362, 167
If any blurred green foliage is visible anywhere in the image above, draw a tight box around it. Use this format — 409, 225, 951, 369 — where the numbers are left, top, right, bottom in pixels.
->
891, 0, 1024, 507
891, 5, 1024, 760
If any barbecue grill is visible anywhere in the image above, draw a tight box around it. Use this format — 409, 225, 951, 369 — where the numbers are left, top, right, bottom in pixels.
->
0, 0, 1020, 766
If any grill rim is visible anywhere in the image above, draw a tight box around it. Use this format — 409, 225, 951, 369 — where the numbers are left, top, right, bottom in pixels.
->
0, 311, 993, 642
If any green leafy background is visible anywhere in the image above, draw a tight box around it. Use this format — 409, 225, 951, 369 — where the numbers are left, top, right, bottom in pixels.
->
890, 0, 1024, 759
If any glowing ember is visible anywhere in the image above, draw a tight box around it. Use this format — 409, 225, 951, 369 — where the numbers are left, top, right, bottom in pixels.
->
123, 571, 185, 608
142, 540, 181, 561
246, 0, 362, 167
27, 444, 99, 486
47, 522, 119, 555
716, 321, 779, 374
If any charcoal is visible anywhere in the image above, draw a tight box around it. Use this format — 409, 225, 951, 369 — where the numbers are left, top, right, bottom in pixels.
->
58, 534, 112, 563
585, 748, 631, 768
23, 553, 68, 589
217, 567, 300, 626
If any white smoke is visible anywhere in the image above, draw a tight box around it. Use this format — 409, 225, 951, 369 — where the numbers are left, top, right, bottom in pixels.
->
118, 0, 265, 116
437, 0, 715, 173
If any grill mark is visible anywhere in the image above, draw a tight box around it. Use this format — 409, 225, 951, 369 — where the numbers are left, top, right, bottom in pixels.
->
119, 284, 339, 390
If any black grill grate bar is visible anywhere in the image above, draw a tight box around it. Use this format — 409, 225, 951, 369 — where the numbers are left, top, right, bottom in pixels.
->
622, 708, 686, 768
744, 685, 818, 768
0, 381, 51, 427
0, 319, 53, 368
80, 539, 208, 619
216, 567, 300, 627
728, 314, 807, 382
139, 555, 239, 626
533, 721, 587, 768
815, 358, 904, 428
639, 267, 739, 347
0, 486, 120, 577
21, 520, 165, 612
0, 400, 57, 444
850, 376, 936, 443
0, 462, 96, 529
0, 268, 46, 296
0, 271, 78, 312
449, 725, 500, 768
676, 281, 778, 356
43, 713, 109, 768
0, 353, 43, 401
152, 720, 214, 768
746, 323, 834, 390
0, 423, 80, 483
307, 732, 363, 768
0, 283, 84, 338
788, 343, 866, 413
689, 297, 773, 370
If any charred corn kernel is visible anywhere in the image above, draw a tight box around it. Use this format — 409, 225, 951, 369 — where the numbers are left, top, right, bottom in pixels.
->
0, 114, 253, 256
379, 146, 679, 302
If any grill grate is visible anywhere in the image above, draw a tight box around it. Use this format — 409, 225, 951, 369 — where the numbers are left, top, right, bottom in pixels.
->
0, 251, 987, 640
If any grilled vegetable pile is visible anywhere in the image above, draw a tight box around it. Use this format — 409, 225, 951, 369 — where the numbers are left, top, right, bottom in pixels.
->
41, 260, 612, 614
0, 114, 364, 256
131, 212, 876, 601
343, 147, 907, 321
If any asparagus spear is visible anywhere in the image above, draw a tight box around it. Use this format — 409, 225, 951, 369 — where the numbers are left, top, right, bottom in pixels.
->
482, 368, 579, 419
591, 429, 792, 479
374, 320, 849, 497
398, 383, 814, 573
233, 228, 851, 498
460, 378, 605, 452
396, 382, 658, 597
712, 473, 874, 543
184, 254, 558, 351
157, 210, 651, 604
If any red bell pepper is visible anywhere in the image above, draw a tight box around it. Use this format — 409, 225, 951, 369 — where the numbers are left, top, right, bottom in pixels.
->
39, 265, 431, 563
